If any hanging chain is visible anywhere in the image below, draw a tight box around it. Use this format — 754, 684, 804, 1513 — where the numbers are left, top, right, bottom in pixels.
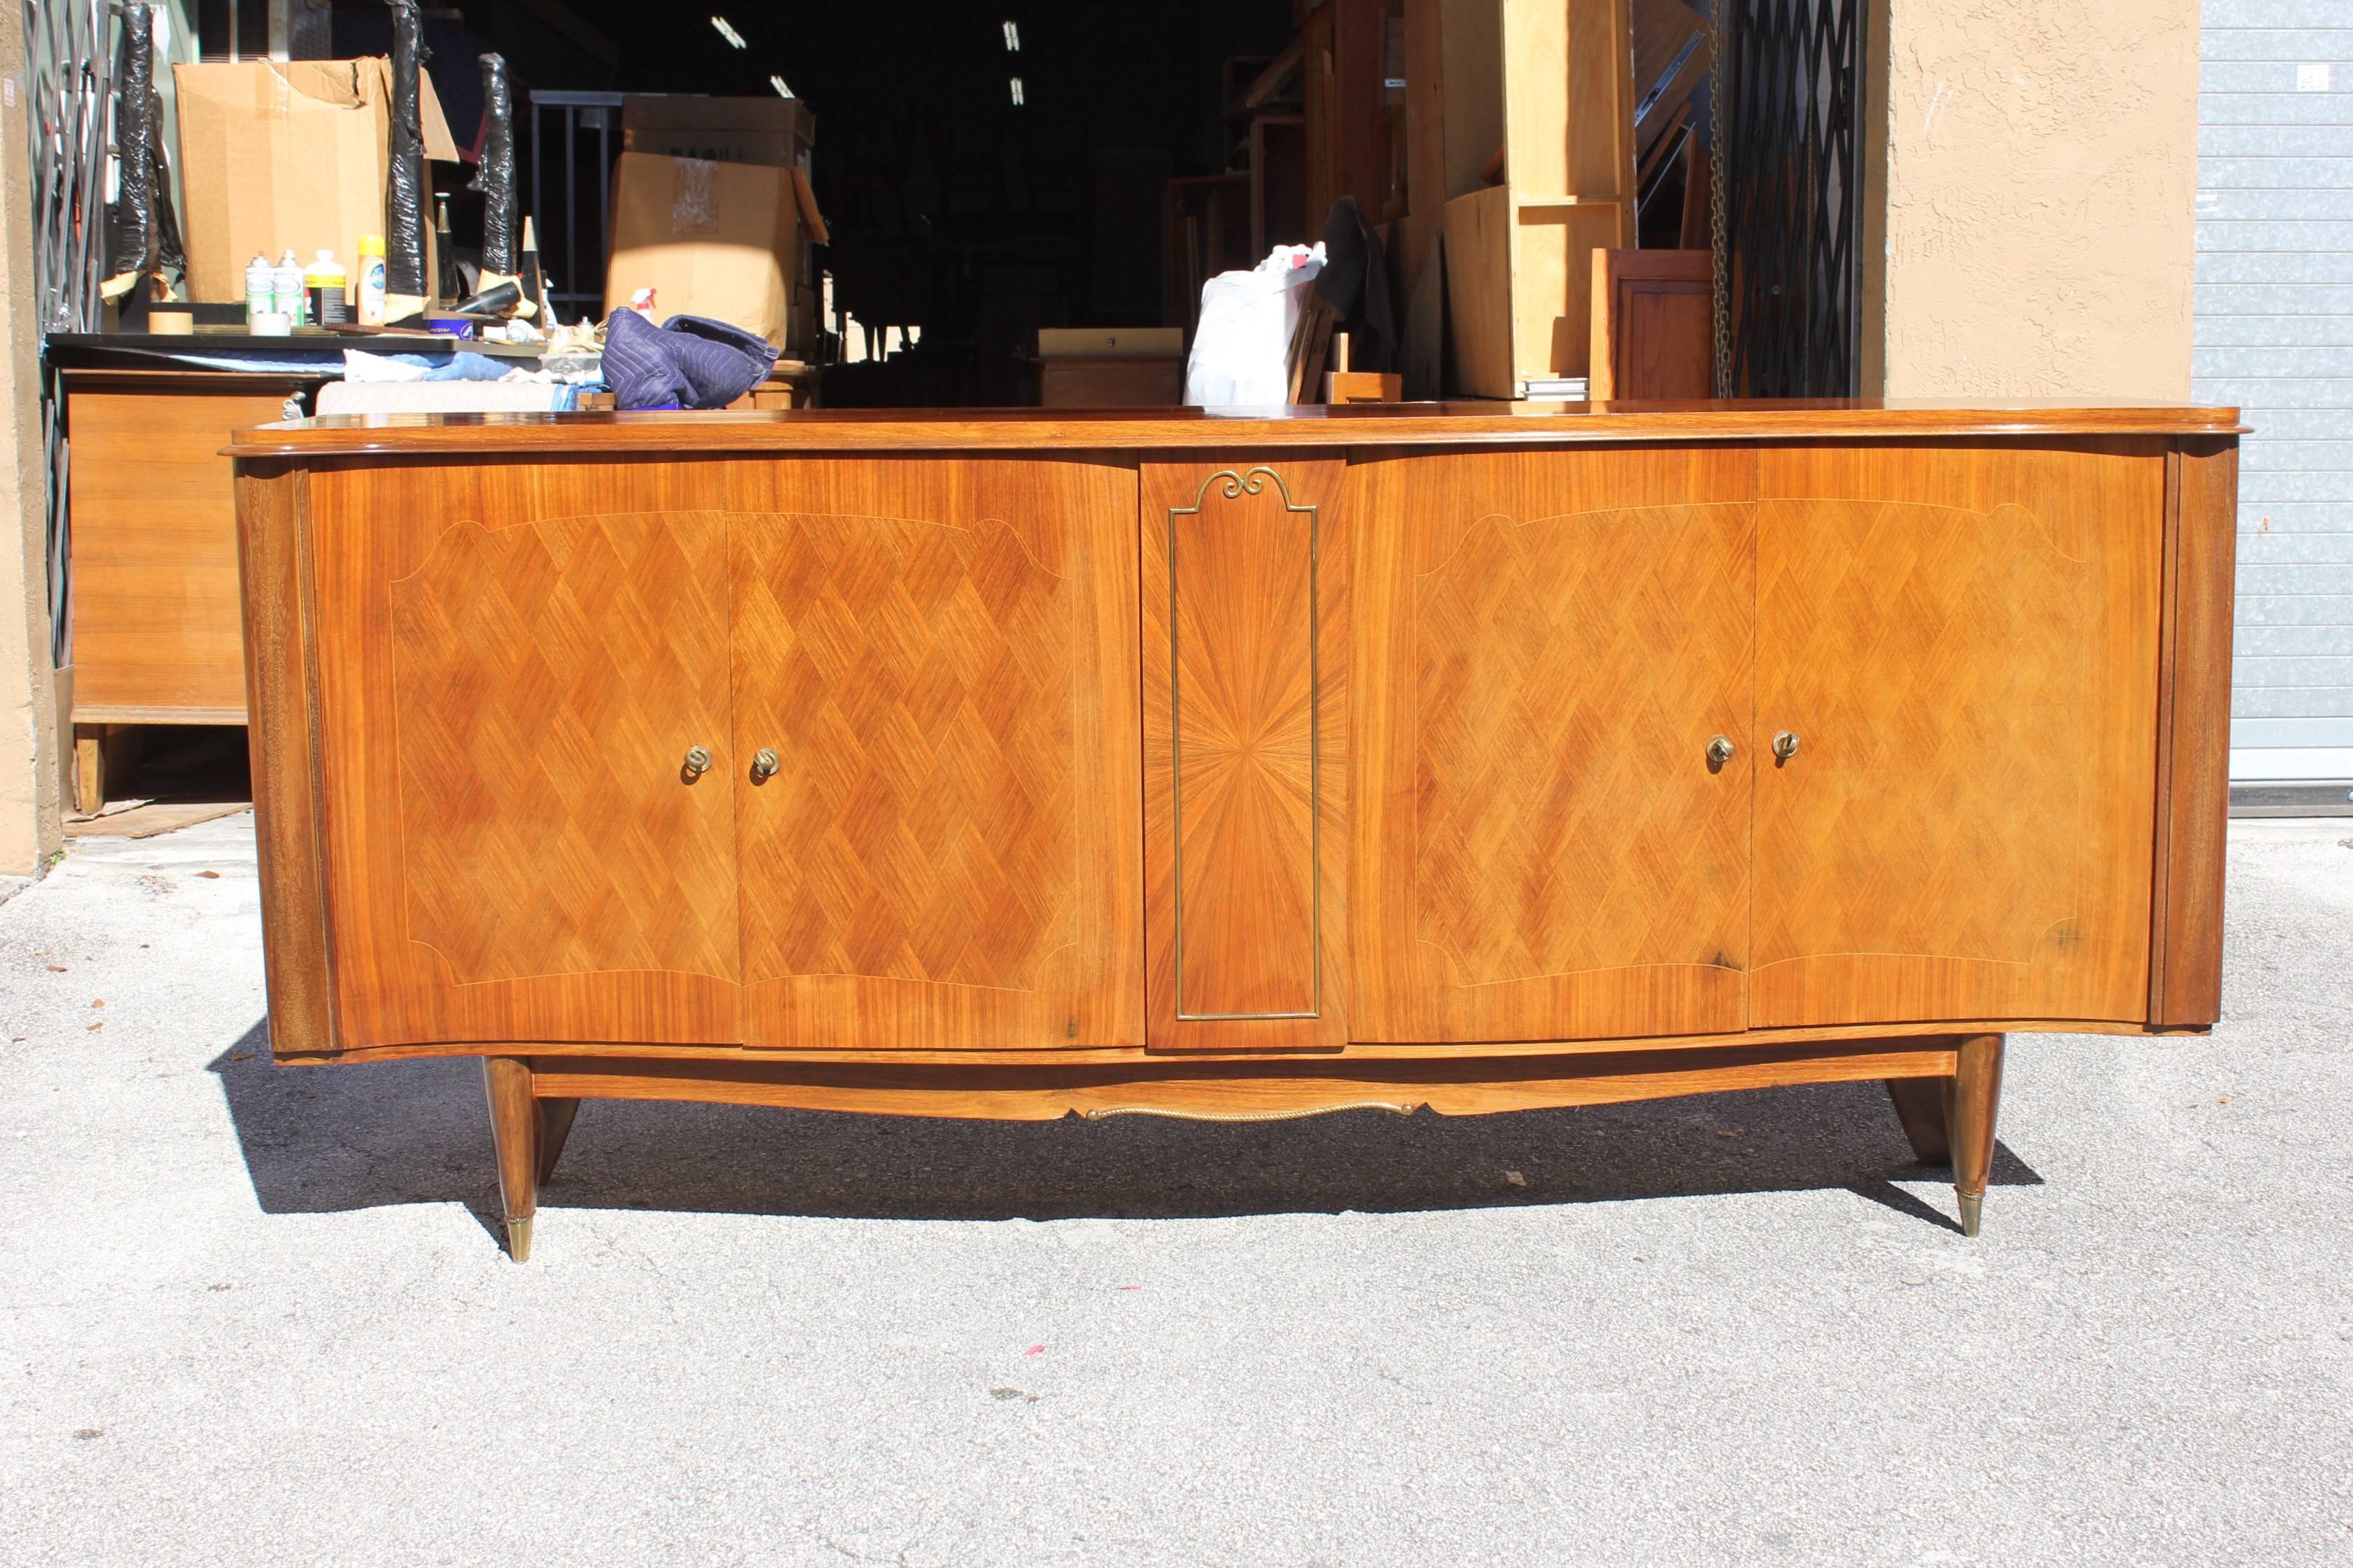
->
1708, 0, 1732, 398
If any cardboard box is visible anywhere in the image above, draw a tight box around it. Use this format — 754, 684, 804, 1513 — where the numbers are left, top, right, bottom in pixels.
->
620, 96, 814, 170
605, 152, 801, 347
172, 58, 458, 305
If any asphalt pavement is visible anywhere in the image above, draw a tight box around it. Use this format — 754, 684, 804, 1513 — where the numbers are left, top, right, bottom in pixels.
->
2, 812, 2348, 1567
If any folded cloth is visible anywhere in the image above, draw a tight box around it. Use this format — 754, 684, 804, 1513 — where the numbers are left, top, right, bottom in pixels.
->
603, 308, 777, 410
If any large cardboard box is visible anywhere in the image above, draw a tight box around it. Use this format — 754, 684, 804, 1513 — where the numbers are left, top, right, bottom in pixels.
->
172, 58, 458, 305
620, 96, 814, 170
604, 152, 802, 348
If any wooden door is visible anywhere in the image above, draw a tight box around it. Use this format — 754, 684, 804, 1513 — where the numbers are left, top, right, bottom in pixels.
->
1590, 249, 1713, 400
1349, 447, 1755, 1043
1141, 460, 1350, 1050
1752, 441, 2164, 1027
305, 464, 744, 1050
729, 457, 1144, 1050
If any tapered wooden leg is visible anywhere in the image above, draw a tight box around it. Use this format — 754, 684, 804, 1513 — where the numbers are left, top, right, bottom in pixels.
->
482, 1057, 538, 1261
536, 1097, 580, 1185
1944, 1034, 2004, 1238
1884, 1077, 1952, 1164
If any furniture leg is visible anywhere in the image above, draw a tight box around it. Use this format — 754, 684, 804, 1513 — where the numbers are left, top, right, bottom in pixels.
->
1945, 1034, 2005, 1237
1884, 1076, 1951, 1164
72, 726, 105, 815
481, 1056, 538, 1261
536, 1096, 581, 1185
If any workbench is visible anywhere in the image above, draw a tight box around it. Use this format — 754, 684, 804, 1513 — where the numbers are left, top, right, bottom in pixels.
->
228, 399, 2241, 1259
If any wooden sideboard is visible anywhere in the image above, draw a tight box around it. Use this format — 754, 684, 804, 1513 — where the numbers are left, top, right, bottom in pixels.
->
228, 401, 2241, 1259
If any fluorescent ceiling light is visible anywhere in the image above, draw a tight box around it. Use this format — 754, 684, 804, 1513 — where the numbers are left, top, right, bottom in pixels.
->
1009, 76, 1025, 106
1003, 20, 1020, 51
770, 73, 795, 98
711, 15, 746, 49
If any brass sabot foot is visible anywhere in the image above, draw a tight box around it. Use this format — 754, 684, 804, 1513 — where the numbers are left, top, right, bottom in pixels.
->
1957, 1192, 1982, 1238
506, 1215, 534, 1263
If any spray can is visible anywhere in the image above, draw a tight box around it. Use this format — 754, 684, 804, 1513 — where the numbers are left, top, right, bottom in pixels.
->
305, 249, 351, 327
244, 254, 274, 323
355, 234, 388, 326
273, 250, 307, 326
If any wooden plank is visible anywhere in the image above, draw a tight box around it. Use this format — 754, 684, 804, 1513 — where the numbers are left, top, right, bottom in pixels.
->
1439, 0, 1504, 200
1513, 200, 1627, 383
1442, 185, 1514, 397
2148, 437, 2238, 1026
1142, 460, 1349, 1050
532, 1041, 1963, 1122
1400, 0, 1446, 291
1590, 247, 1714, 399
233, 462, 335, 1057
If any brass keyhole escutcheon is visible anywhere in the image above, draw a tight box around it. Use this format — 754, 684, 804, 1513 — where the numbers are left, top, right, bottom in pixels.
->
1773, 731, 1801, 765
1706, 735, 1735, 772
750, 747, 781, 781
681, 745, 712, 779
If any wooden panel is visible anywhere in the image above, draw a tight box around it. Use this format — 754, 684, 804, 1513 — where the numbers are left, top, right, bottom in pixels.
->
233, 462, 334, 1056
69, 379, 305, 718
1513, 200, 1634, 382
1503, 0, 1638, 203
1590, 247, 1713, 400
1351, 445, 1755, 1043
1752, 441, 2165, 1026
2149, 437, 2238, 1026
733, 457, 1144, 1050
1400, 0, 1446, 291
1143, 460, 1349, 1050
1036, 358, 1182, 409
1438, 0, 1504, 200
534, 1040, 1959, 1122
1443, 186, 1514, 397
305, 461, 747, 1049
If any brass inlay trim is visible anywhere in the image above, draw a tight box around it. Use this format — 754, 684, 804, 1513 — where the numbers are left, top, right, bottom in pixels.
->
1166, 466, 1321, 1023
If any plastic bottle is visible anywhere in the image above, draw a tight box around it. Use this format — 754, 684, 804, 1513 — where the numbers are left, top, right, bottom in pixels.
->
272, 250, 306, 326
244, 254, 274, 323
355, 234, 387, 326
305, 249, 351, 328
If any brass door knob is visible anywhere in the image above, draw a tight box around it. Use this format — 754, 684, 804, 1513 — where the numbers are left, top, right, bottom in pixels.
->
750, 747, 781, 780
1773, 730, 1801, 763
682, 745, 712, 777
1706, 735, 1736, 769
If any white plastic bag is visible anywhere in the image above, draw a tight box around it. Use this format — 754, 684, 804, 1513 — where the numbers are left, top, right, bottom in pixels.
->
1184, 243, 1326, 406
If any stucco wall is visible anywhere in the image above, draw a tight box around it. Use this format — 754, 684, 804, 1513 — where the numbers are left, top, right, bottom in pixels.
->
0, 4, 61, 877
1862, 0, 2202, 400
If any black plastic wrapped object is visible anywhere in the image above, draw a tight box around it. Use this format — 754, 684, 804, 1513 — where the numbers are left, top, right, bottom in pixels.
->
112, 1, 157, 278
386, 0, 432, 298
471, 54, 517, 276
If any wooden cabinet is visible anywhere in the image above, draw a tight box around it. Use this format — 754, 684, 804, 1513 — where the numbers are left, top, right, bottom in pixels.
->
233, 403, 2241, 1256
298, 457, 1143, 1054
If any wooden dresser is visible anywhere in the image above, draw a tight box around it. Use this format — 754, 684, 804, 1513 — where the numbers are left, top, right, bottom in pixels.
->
228, 401, 2241, 1259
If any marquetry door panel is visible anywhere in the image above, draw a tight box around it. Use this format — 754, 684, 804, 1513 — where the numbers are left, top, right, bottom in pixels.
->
730, 458, 1144, 1050
1350, 447, 1757, 1043
1752, 441, 2162, 1026
1141, 460, 1349, 1050
305, 469, 745, 1050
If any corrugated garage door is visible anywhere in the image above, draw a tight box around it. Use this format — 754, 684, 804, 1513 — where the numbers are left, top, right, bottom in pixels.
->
2197, 1, 2353, 786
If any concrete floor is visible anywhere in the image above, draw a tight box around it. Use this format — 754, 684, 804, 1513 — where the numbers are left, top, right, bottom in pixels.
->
1, 814, 2348, 1567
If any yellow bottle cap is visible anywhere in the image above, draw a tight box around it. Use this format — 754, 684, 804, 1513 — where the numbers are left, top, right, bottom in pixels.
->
358, 234, 386, 256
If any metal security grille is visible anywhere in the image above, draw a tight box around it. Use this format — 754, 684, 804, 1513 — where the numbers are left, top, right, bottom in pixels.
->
1717, 0, 1865, 398
2195, 1, 2353, 789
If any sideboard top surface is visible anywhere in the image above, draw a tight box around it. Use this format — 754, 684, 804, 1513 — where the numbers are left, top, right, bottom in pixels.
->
225, 398, 2246, 460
